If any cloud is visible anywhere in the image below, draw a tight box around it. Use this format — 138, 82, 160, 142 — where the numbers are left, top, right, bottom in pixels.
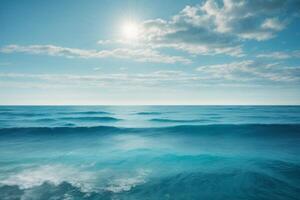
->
197, 0, 296, 40
0, 71, 201, 89
131, 0, 299, 56
261, 18, 286, 31
1, 62, 299, 91
196, 60, 300, 82
257, 50, 300, 59
0, 44, 190, 64
2, 1, 299, 62
93, 67, 102, 71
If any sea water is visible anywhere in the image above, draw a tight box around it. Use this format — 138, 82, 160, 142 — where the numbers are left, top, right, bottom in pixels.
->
0, 106, 300, 199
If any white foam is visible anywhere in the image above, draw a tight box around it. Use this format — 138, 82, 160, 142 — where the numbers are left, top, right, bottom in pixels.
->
1, 165, 152, 194
105, 169, 150, 193
0, 164, 95, 192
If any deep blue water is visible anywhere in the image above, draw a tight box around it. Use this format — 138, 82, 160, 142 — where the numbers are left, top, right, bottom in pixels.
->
0, 106, 300, 200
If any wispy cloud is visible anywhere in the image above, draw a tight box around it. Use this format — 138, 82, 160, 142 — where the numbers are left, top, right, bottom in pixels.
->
0, 71, 200, 89
0, 44, 191, 64
1, 62, 299, 91
196, 60, 300, 82
257, 50, 300, 59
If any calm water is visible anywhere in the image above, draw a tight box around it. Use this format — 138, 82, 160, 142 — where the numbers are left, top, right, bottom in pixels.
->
0, 106, 300, 200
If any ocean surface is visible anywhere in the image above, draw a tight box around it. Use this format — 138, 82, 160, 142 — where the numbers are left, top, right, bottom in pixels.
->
0, 106, 300, 200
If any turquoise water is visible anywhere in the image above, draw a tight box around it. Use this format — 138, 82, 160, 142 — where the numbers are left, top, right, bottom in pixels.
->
0, 106, 300, 199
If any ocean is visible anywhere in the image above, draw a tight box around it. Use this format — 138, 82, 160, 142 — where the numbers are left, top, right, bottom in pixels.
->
0, 106, 300, 200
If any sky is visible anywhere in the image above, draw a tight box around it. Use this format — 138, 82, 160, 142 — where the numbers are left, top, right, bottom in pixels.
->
0, 0, 300, 105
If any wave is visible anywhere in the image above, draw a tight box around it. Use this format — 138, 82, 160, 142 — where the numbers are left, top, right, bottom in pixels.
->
59, 116, 121, 122
136, 112, 162, 115
0, 125, 125, 137
125, 171, 300, 199
0, 112, 46, 117
1, 124, 299, 138
0, 108, 12, 111
35, 118, 57, 122
0, 182, 96, 200
1, 161, 299, 200
58, 111, 112, 115
0, 165, 94, 191
150, 118, 213, 123
0, 165, 150, 198
63, 123, 76, 126
105, 169, 150, 193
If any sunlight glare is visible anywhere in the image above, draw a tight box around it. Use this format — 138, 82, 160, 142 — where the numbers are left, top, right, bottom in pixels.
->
122, 21, 139, 40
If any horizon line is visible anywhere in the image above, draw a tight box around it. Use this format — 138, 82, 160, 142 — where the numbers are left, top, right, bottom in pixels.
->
1, 104, 300, 106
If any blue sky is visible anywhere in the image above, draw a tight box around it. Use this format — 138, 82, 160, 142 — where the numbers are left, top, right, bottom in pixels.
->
0, 0, 300, 105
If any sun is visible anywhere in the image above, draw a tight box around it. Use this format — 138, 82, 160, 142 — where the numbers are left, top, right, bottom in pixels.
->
122, 21, 139, 40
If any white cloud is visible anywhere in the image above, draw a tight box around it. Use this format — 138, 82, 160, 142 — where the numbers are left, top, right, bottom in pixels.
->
1, 62, 299, 91
125, 0, 299, 56
261, 18, 286, 31
2, 1, 299, 62
93, 67, 102, 71
196, 60, 300, 82
0, 71, 201, 89
257, 50, 300, 59
0, 44, 190, 64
